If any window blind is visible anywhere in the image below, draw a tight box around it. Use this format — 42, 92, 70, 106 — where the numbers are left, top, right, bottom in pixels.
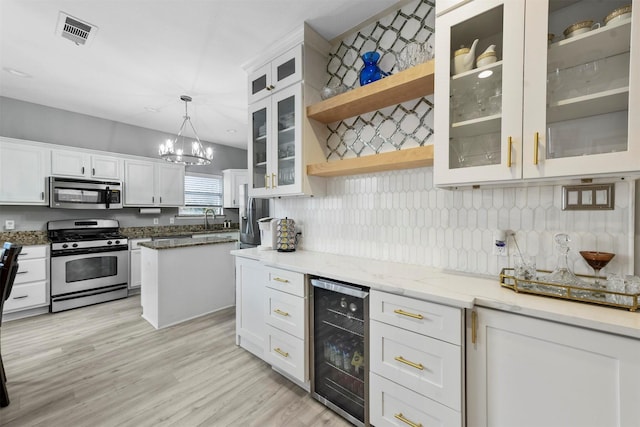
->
184, 174, 222, 207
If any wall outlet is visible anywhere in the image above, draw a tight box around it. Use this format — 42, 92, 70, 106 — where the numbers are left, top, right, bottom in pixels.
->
492, 230, 508, 257
169, 217, 175, 224
5, 220, 15, 230
153, 218, 159, 225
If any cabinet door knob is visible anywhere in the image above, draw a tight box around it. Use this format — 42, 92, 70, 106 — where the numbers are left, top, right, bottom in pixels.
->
533, 131, 539, 165
507, 136, 513, 168
81, 166, 85, 174
92, 168, 96, 176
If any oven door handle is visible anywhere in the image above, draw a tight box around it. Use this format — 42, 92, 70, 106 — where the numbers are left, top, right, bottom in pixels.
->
51, 246, 128, 257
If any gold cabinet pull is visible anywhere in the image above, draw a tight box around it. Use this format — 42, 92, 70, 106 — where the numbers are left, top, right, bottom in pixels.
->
274, 347, 289, 358
471, 310, 478, 344
507, 136, 513, 168
394, 413, 422, 427
273, 277, 290, 283
394, 356, 424, 370
533, 131, 539, 165
393, 309, 423, 320
274, 308, 289, 317
264, 174, 269, 189
271, 172, 277, 188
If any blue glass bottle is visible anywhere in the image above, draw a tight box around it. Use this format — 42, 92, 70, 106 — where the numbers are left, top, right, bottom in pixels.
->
359, 51, 386, 86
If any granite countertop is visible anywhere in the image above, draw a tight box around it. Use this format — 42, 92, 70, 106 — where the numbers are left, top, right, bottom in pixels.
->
231, 248, 640, 340
122, 225, 239, 239
140, 235, 238, 250
0, 231, 49, 246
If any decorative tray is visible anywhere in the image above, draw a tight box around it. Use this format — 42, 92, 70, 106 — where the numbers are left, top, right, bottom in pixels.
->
499, 268, 640, 312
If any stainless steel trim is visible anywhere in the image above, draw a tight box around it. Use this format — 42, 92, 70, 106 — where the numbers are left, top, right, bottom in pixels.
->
311, 278, 369, 299
47, 218, 120, 230
51, 284, 128, 312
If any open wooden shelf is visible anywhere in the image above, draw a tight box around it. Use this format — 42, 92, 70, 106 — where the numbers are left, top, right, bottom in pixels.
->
307, 145, 434, 177
306, 60, 435, 124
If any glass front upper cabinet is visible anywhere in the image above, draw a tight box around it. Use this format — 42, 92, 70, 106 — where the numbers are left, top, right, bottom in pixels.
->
435, 0, 639, 186
522, 0, 638, 178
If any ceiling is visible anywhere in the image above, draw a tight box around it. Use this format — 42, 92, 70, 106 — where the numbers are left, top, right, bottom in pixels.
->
0, 0, 400, 149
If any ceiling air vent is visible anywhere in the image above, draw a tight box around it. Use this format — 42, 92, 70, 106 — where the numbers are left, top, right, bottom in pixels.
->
56, 12, 98, 46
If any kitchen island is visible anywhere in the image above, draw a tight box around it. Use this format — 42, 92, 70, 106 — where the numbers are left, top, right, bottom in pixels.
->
139, 235, 237, 329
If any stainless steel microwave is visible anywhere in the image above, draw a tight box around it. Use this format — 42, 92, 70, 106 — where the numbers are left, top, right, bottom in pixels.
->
49, 177, 123, 209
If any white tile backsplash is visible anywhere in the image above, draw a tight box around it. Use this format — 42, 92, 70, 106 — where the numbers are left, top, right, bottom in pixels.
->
274, 170, 635, 277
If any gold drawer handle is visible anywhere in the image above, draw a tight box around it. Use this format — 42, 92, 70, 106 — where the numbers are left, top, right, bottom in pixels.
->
507, 136, 513, 168
393, 309, 423, 320
273, 277, 290, 283
274, 347, 289, 358
394, 413, 422, 427
533, 131, 539, 165
395, 356, 424, 370
274, 308, 289, 317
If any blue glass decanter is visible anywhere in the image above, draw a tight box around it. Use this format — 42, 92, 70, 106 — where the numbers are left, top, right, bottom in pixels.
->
359, 51, 387, 86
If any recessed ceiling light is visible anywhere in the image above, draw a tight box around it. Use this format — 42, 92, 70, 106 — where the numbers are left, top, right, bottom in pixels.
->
226, 129, 238, 134
478, 70, 493, 79
145, 107, 160, 113
3, 67, 32, 78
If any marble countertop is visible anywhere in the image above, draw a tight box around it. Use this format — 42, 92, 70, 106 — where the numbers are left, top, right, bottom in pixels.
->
232, 248, 640, 339
140, 235, 238, 250
0, 231, 49, 246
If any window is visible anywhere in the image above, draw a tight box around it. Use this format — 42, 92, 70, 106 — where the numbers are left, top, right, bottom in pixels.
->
178, 173, 223, 216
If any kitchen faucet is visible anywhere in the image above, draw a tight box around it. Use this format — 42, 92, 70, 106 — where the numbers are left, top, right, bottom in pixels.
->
204, 208, 215, 230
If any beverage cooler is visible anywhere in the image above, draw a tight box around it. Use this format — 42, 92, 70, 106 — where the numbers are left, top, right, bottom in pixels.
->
310, 277, 369, 427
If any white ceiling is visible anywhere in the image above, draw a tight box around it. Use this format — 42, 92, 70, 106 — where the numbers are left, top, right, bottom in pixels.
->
0, 0, 400, 149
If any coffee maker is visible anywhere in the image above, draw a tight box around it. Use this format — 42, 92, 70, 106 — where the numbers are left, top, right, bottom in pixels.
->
257, 218, 278, 250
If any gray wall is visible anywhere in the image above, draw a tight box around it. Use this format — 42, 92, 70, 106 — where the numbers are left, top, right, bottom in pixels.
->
0, 96, 247, 229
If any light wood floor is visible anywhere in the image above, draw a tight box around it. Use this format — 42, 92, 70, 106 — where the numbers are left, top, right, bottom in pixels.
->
0, 296, 352, 426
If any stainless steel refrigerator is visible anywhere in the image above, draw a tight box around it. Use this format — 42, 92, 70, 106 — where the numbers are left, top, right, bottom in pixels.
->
238, 183, 269, 249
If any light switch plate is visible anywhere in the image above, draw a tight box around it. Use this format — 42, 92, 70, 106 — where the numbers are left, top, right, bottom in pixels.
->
562, 183, 614, 210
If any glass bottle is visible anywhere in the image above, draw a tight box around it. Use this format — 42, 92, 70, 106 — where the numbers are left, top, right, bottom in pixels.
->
540, 233, 588, 295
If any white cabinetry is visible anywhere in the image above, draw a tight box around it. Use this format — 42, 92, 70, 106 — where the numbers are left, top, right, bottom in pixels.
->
0, 138, 50, 205
247, 25, 328, 198
235, 257, 267, 358
369, 291, 464, 427
222, 169, 248, 208
2, 245, 49, 315
263, 266, 308, 384
434, 0, 640, 187
466, 307, 640, 427
51, 149, 121, 180
129, 238, 150, 291
248, 45, 302, 104
124, 159, 184, 207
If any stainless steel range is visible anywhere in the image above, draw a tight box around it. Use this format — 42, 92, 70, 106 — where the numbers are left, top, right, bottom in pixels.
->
48, 219, 129, 312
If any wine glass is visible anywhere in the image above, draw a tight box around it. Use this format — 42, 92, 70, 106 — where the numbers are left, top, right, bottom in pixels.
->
579, 251, 615, 288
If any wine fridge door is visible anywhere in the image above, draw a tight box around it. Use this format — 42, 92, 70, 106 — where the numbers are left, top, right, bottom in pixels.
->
310, 278, 369, 427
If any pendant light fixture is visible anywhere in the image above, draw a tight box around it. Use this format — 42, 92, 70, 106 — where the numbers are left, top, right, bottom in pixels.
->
159, 95, 213, 165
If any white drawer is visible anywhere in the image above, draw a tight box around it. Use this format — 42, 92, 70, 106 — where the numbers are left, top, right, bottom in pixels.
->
14, 258, 47, 284
266, 267, 306, 297
3, 281, 48, 312
265, 325, 307, 383
371, 320, 462, 410
370, 372, 462, 427
17, 245, 47, 260
265, 287, 306, 339
370, 290, 462, 345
